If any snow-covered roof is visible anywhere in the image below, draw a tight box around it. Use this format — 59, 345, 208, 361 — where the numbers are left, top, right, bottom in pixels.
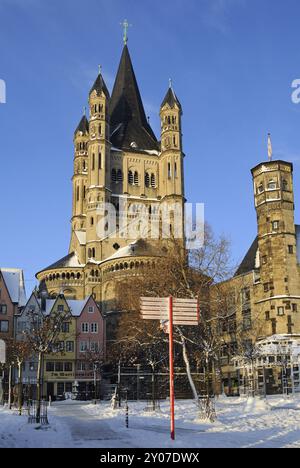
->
103, 239, 161, 263
66, 298, 90, 317
1, 268, 27, 306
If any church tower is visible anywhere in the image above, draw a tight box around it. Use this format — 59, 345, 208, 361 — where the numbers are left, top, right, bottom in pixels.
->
252, 159, 300, 334
86, 71, 111, 264
159, 83, 185, 239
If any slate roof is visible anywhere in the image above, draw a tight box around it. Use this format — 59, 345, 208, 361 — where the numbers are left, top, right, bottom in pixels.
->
1, 268, 27, 306
89, 73, 110, 99
37, 252, 83, 275
74, 115, 89, 135
110, 45, 159, 152
235, 225, 300, 277
161, 87, 182, 112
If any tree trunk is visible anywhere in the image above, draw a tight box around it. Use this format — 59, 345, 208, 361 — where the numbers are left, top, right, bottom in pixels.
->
18, 362, 23, 416
36, 352, 43, 423
8, 365, 12, 409
179, 330, 199, 402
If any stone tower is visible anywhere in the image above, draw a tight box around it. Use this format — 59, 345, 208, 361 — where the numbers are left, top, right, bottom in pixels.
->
251, 160, 300, 334
36, 42, 186, 309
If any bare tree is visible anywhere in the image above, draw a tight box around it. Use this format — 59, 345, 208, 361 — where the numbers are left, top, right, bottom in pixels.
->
113, 225, 233, 415
6, 339, 31, 414
23, 306, 71, 423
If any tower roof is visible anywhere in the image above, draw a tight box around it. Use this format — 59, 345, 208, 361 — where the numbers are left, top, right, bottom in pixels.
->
74, 115, 89, 135
89, 72, 110, 99
110, 45, 159, 151
161, 86, 182, 112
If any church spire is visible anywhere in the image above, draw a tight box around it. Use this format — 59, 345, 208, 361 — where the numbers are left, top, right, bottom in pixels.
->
89, 68, 110, 98
161, 82, 182, 113
110, 45, 158, 151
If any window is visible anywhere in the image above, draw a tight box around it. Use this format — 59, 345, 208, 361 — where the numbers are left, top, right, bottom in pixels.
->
268, 180, 276, 190
57, 383, 64, 395
46, 362, 54, 372
90, 217, 94, 226
134, 171, 139, 185
55, 362, 64, 372
88, 306, 94, 314
65, 382, 73, 393
241, 287, 251, 304
145, 173, 150, 188
174, 163, 178, 178
272, 220, 279, 231
0, 305, 7, 315
258, 183, 264, 193
292, 304, 298, 312
92, 153, 95, 171
262, 255, 268, 265
98, 153, 101, 169
0, 321, 8, 332
64, 362, 73, 372
81, 323, 89, 333
90, 342, 99, 352
265, 311, 270, 321
61, 322, 70, 333
282, 179, 288, 191
111, 169, 117, 182
80, 341, 88, 352
277, 307, 285, 316
59, 341, 65, 352
168, 163, 171, 179
128, 171, 134, 185
288, 245, 294, 254
243, 316, 252, 330
151, 173, 156, 188
57, 304, 64, 313
66, 341, 74, 352
91, 323, 98, 333
117, 170, 123, 182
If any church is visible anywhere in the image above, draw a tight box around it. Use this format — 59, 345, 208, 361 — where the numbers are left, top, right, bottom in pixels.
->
36, 38, 185, 313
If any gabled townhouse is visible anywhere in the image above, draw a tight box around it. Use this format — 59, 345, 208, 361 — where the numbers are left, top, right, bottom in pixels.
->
15, 292, 42, 393
73, 296, 105, 399
43, 295, 76, 400
14, 292, 106, 401
0, 268, 26, 340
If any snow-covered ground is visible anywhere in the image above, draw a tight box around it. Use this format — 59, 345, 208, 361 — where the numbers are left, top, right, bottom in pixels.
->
1, 396, 300, 448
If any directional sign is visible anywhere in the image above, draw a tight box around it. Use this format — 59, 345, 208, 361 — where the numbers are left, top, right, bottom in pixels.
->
0, 340, 6, 364
140, 296, 200, 442
140, 297, 199, 325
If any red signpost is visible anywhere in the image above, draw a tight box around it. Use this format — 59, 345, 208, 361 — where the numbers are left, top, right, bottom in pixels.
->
140, 296, 199, 441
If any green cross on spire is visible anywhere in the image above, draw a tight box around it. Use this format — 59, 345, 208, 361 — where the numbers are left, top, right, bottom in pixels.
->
121, 19, 131, 45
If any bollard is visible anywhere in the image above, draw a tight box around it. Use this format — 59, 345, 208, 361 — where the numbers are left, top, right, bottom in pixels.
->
125, 391, 129, 428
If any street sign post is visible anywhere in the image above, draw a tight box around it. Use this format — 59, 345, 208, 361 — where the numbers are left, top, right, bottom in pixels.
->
140, 296, 199, 441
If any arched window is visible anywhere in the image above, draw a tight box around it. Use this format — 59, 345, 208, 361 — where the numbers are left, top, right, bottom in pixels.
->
90, 217, 94, 226
92, 153, 95, 171
112, 169, 117, 182
151, 174, 156, 188
76, 186, 80, 201
83, 186, 86, 199
168, 116, 171, 125
145, 173, 150, 188
128, 170, 134, 185
88, 248, 92, 258
98, 124, 102, 135
168, 163, 171, 179
174, 163, 178, 178
173, 136, 177, 147
92, 248, 96, 258
98, 153, 101, 170
117, 169, 123, 182
134, 171, 139, 185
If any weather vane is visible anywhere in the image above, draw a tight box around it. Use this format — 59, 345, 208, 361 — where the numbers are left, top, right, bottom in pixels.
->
121, 19, 132, 45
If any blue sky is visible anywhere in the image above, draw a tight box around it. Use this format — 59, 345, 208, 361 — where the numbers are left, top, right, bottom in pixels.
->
1, 0, 300, 291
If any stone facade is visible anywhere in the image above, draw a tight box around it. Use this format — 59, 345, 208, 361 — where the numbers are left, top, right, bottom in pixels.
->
36, 45, 185, 312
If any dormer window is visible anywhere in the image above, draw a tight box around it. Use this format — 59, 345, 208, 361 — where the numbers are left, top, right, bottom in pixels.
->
258, 183, 264, 194
268, 180, 276, 190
